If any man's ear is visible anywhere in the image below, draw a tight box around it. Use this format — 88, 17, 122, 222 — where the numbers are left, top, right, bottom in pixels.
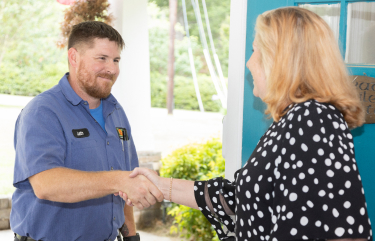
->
68, 47, 78, 68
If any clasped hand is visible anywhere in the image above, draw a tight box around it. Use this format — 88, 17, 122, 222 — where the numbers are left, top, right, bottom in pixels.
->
115, 168, 162, 210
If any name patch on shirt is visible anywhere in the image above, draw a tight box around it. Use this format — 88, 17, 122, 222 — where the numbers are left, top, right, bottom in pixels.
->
72, 128, 90, 138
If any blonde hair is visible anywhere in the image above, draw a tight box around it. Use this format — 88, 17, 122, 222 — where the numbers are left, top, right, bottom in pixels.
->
255, 7, 364, 128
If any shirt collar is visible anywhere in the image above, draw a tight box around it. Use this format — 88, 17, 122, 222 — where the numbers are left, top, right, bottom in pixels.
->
59, 72, 118, 106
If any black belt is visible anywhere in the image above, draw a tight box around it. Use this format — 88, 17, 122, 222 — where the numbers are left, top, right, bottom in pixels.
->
14, 233, 36, 241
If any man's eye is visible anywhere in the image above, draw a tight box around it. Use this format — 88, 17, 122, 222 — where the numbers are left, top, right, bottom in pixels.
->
114, 59, 120, 63
100, 57, 105, 60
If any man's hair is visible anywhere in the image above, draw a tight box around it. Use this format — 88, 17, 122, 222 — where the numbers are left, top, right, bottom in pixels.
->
255, 7, 364, 128
68, 21, 125, 50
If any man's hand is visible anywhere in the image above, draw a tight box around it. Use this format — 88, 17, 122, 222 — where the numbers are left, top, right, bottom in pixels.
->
118, 173, 163, 210
118, 168, 163, 207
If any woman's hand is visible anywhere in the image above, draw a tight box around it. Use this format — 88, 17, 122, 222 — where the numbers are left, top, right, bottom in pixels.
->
118, 168, 162, 206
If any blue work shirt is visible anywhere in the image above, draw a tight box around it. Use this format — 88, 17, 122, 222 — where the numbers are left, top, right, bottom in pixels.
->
10, 73, 139, 241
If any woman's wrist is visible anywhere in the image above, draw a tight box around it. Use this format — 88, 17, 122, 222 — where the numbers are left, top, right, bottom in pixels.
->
158, 177, 170, 200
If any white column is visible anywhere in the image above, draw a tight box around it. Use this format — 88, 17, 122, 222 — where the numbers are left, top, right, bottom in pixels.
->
109, 0, 155, 151
223, 0, 247, 181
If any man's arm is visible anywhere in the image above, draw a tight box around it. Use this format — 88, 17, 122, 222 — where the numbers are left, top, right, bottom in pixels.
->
29, 167, 163, 209
120, 205, 136, 237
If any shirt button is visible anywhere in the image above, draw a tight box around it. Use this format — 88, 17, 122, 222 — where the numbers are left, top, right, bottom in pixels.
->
84, 102, 88, 105
113, 217, 116, 220
111, 167, 113, 170
107, 141, 109, 145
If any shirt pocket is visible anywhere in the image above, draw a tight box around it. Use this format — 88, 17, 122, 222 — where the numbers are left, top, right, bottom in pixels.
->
69, 139, 104, 171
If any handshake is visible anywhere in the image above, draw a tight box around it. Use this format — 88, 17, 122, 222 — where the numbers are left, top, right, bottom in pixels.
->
115, 168, 165, 210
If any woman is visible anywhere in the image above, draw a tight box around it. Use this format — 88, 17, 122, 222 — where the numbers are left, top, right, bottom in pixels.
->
123, 7, 373, 240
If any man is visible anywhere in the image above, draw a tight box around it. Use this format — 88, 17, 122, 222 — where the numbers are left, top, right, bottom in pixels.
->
10, 21, 162, 241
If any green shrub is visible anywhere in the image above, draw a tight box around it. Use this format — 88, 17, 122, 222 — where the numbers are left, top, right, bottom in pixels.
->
150, 72, 223, 112
160, 138, 225, 240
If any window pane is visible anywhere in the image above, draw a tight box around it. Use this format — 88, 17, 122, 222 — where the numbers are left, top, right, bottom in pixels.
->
299, 3, 341, 42
345, 2, 375, 64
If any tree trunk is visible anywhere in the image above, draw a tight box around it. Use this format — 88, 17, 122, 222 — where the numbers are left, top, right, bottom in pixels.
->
167, 0, 177, 114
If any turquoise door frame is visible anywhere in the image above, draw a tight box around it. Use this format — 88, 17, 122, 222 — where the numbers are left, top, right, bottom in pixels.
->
242, 0, 375, 236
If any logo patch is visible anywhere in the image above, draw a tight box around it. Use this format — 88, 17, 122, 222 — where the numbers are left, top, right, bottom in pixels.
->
72, 128, 90, 138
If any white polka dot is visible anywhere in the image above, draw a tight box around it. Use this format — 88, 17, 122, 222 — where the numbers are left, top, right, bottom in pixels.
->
290, 137, 296, 145
297, 161, 303, 167
318, 149, 324, 156
304, 109, 310, 116
313, 134, 320, 142
287, 212, 293, 219
345, 180, 351, 189
292, 178, 297, 185
290, 228, 297, 236
360, 207, 365, 215
246, 191, 251, 198
347, 216, 355, 225
339, 189, 344, 195
254, 183, 259, 193
314, 178, 319, 184
321, 127, 325, 134
335, 162, 342, 169
319, 190, 326, 197
333, 121, 339, 129
299, 128, 304, 136
262, 150, 267, 157
246, 176, 251, 182
301, 143, 308, 152
299, 172, 305, 180
258, 211, 264, 218
327, 183, 333, 189
343, 154, 350, 162
340, 123, 346, 130
289, 193, 298, 202
307, 200, 314, 208
332, 208, 339, 217
219, 211, 225, 216
291, 154, 296, 160
326, 170, 334, 177
343, 166, 350, 173
324, 159, 332, 166
335, 227, 345, 237
194, 186, 198, 191
359, 225, 364, 234
300, 216, 308, 226
286, 132, 290, 139
329, 193, 334, 199
308, 168, 314, 175
344, 201, 351, 209
272, 145, 278, 152
302, 185, 309, 193
284, 162, 290, 169
307, 120, 313, 127
324, 224, 329, 231
312, 158, 317, 164
315, 220, 321, 227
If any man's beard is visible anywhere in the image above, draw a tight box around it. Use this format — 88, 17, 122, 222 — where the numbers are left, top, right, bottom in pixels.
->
76, 62, 115, 99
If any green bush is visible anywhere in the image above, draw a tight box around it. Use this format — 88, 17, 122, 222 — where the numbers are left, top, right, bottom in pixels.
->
150, 72, 223, 112
160, 138, 225, 241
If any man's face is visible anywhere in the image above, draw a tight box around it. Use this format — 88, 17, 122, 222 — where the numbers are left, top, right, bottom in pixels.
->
76, 38, 121, 99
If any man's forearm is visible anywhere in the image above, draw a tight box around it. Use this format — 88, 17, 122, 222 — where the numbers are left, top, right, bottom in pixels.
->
29, 167, 129, 203
122, 204, 136, 237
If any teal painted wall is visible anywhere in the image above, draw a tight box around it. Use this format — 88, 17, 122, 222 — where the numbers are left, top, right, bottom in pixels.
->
242, 0, 374, 236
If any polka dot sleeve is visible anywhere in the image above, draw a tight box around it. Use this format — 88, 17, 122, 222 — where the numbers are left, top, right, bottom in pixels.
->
194, 177, 237, 240
269, 101, 372, 240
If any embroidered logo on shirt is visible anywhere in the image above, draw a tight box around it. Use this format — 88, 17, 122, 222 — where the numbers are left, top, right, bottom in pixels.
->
116, 127, 129, 141
72, 128, 90, 138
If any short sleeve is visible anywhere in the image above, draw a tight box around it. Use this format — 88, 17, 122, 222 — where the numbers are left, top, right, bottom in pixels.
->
13, 107, 66, 188
270, 102, 372, 240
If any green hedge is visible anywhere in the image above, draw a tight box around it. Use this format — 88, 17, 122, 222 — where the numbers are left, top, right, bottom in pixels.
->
160, 138, 225, 240
150, 72, 222, 112
0, 62, 66, 96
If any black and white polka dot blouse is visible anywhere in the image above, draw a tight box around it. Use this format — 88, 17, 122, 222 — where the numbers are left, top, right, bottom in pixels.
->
194, 100, 373, 241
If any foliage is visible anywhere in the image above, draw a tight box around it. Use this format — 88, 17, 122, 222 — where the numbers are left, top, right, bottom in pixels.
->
149, 0, 231, 76
0, 0, 68, 96
160, 138, 225, 240
57, 0, 113, 49
150, 72, 222, 112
